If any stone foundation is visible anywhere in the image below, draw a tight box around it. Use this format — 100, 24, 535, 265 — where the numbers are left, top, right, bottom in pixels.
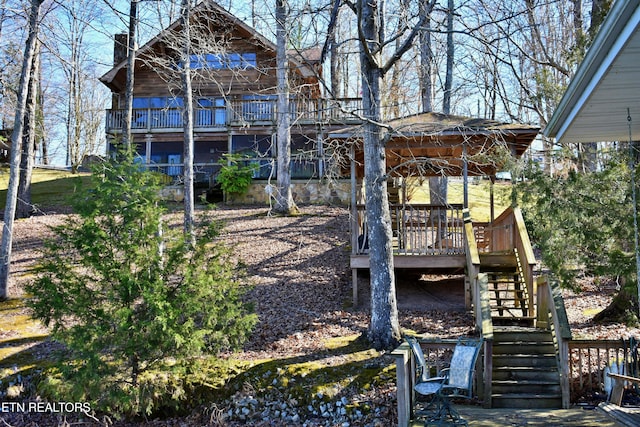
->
228, 179, 351, 205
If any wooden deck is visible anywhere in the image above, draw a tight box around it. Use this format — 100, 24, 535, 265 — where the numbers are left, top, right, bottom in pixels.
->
408, 404, 629, 426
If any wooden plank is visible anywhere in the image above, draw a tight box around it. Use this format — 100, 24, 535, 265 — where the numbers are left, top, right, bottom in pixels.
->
608, 373, 640, 406
349, 255, 466, 269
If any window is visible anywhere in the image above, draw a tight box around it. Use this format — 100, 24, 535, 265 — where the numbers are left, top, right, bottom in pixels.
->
231, 135, 272, 178
187, 52, 256, 70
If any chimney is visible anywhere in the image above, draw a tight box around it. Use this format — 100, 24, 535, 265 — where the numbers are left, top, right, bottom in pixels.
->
114, 33, 128, 65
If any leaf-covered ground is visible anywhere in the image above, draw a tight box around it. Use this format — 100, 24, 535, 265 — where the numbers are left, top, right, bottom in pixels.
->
1, 204, 637, 426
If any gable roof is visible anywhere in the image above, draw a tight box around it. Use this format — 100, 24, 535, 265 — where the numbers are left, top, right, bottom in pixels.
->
99, 0, 314, 92
544, 0, 640, 143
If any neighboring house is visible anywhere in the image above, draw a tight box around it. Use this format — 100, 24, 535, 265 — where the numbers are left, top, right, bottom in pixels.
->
99, 0, 361, 203
545, 0, 640, 142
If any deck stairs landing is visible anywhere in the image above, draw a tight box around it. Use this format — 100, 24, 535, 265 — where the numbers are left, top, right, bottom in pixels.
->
479, 251, 563, 409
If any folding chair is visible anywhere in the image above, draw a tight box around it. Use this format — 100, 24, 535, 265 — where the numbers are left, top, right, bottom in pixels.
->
405, 335, 483, 426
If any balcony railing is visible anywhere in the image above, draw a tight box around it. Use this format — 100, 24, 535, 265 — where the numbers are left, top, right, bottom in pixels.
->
106, 97, 363, 132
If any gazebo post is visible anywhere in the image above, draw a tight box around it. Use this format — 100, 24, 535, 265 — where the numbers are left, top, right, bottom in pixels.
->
463, 143, 469, 209
490, 175, 495, 223
350, 143, 359, 306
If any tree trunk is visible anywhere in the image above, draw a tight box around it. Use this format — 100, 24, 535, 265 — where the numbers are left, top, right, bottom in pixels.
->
181, 0, 195, 245
443, 0, 455, 115
0, 0, 43, 299
419, 1, 434, 113
122, 0, 138, 146
593, 286, 639, 326
274, 0, 297, 215
359, 0, 401, 350
430, 0, 450, 223
17, 39, 40, 219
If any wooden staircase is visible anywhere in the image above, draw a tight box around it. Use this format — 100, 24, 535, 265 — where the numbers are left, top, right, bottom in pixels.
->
479, 251, 563, 409
490, 327, 563, 408
480, 251, 534, 327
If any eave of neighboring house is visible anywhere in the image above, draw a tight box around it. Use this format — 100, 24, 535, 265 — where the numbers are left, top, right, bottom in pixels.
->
99, 0, 317, 93
330, 112, 540, 178
544, 0, 640, 143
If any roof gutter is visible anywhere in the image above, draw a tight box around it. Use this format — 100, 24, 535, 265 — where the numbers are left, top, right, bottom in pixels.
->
544, 0, 640, 140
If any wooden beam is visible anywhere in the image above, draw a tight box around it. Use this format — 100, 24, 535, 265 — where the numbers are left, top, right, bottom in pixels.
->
350, 254, 466, 269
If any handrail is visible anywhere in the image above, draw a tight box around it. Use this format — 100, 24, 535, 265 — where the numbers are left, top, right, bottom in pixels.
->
463, 209, 480, 325
536, 276, 572, 408
463, 209, 493, 407
477, 273, 494, 407
488, 206, 536, 318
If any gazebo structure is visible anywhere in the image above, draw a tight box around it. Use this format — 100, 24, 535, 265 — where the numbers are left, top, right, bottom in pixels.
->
328, 112, 540, 306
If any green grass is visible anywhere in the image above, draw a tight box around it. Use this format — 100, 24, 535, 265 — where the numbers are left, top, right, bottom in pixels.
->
0, 167, 91, 210
405, 178, 513, 222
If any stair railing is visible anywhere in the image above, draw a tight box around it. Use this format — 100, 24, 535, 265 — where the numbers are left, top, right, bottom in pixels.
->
488, 206, 536, 319
464, 209, 493, 406
536, 275, 572, 408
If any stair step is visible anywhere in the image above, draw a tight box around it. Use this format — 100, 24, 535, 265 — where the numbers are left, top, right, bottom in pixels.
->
493, 354, 557, 368
490, 291, 525, 296
493, 329, 551, 341
492, 366, 559, 381
493, 343, 555, 354
491, 393, 562, 409
488, 278, 523, 283
492, 380, 561, 394
492, 317, 536, 327
491, 304, 527, 309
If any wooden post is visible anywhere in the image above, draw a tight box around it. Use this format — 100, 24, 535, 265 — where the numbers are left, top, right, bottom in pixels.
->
490, 175, 495, 223
351, 143, 358, 307
391, 342, 412, 427
483, 338, 493, 408
560, 339, 571, 408
463, 143, 468, 209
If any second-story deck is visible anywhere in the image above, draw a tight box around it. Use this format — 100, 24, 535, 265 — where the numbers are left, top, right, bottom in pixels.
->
105, 97, 363, 133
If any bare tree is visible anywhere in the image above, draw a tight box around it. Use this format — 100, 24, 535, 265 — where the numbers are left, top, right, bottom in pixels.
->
443, 0, 454, 114
179, 0, 195, 242
0, 0, 44, 299
274, 0, 297, 215
16, 38, 40, 219
347, 0, 425, 349
44, 0, 107, 171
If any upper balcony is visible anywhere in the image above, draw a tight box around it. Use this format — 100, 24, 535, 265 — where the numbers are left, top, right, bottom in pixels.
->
105, 97, 363, 133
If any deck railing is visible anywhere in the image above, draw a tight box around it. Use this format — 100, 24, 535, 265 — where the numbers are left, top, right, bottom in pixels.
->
354, 203, 465, 255
106, 97, 363, 132
567, 338, 640, 403
536, 276, 572, 408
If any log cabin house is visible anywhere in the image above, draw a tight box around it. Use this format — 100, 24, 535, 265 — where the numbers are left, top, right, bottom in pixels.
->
99, 0, 361, 204
100, 1, 588, 417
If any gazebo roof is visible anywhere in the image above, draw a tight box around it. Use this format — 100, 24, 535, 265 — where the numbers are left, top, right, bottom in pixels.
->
330, 112, 540, 178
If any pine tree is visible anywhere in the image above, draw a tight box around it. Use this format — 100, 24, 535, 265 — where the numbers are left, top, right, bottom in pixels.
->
26, 146, 256, 414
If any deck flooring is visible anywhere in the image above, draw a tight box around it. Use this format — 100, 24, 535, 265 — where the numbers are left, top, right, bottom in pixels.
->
409, 403, 633, 426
